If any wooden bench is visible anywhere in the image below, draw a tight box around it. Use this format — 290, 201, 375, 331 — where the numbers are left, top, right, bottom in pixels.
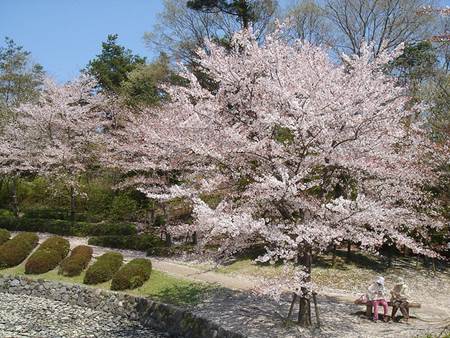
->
354, 299, 421, 318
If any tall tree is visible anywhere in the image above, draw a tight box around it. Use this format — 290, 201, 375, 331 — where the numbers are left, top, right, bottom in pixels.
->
186, 0, 266, 29
86, 34, 145, 95
325, 0, 436, 56
282, 0, 334, 46
0, 37, 44, 215
0, 37, 44, 124
144, 0, 277, 65
120, 53, 184, 108
0, 75, 106, 220
109, 29, 445, 326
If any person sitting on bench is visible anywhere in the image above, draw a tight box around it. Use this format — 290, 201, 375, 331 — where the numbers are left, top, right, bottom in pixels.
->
390, 277, 410, 322
367, 276, 389, 322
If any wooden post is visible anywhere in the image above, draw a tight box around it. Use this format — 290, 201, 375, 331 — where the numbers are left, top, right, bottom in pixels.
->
366, 303, 372, 318
287, 293, 297, 320
331, 243, 337, 268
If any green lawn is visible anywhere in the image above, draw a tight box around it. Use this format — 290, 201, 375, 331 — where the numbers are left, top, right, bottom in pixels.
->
0, 263, 216, 306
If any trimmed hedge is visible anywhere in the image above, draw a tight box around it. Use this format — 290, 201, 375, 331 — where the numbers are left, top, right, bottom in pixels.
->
25, 236, 70, 274
111, 258, 152, 291
88, 234, 165, 251
0, 216, 136, 237
59, 245, 93, 277
83, 223, 137, 236
22, 208, 102, 223
23, 208, 69, 220
0, 232, 39, 268
0, 228, 10, 245
83, 252, 123, 285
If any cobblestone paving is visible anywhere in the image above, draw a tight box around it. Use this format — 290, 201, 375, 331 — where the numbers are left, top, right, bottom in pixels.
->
0, 292, 168, 338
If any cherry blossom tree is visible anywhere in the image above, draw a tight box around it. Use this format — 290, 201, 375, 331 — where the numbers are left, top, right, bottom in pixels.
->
108, 27, 445, 326
0, 75, 105, 220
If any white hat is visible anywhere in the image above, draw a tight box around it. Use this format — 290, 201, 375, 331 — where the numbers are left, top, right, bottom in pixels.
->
375, 276, 385, 285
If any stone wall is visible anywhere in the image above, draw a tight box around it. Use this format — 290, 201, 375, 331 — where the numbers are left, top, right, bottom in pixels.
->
0, 275, 245, 338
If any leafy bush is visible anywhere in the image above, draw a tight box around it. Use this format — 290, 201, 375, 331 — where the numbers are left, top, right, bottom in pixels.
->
0, 232, 39, 268
0, 216, 136, 237
0, 228, 10, 245
109, 194, 138, 221
88, 234, 164, 251
111, 258, 152, 290
25, 236, 70, 274
0, 216, 17, 230
83, 252, 123, 285
0, 209, 14, 217
59, 245, 93, 276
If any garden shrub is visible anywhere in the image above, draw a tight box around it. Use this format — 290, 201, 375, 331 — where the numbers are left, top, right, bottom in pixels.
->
83, 252, 123, 285
88, 234, 164, 251
0, 216, 136, 237
59, 245, 93, 276
111, 258, 152, 291
0, 209, 14, 217
109, 194, 138, 221
25, 236, 70, 274
0, 232, 39, 268
0, 228, 10, 245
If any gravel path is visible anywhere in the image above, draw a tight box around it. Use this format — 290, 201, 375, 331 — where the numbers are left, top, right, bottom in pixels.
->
0, 292, 168, 338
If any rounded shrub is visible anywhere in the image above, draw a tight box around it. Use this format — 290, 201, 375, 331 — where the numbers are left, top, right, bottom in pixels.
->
59, 245, 93, 277
0, 232, 39, 268
83, 252, 123, 285
111, 258, 152, 291
25, 236, 70, 274
0, 228, 10, 245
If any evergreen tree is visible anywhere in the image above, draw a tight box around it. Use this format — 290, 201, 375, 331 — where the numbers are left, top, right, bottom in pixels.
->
0, 37, 44, 123
86, 34, 145, 94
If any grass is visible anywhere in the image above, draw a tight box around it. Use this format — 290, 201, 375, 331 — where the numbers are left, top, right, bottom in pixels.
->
0, 262, 216, 306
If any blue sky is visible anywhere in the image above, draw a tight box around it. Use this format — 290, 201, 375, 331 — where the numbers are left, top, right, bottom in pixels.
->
0, 0, 166, 82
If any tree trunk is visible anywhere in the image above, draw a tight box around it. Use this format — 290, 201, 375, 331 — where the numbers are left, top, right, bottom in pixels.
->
298, 246, 312, 327
331, 243, 337, 268
162, 204, 171, 246
346, 241, 351, 262
11, 177, 19, 217
192, 231, 198, 245
70, 185, 76, 223
239, 0, 250, 29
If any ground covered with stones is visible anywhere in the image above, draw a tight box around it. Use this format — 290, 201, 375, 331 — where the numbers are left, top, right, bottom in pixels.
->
0, 292, 168, 338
